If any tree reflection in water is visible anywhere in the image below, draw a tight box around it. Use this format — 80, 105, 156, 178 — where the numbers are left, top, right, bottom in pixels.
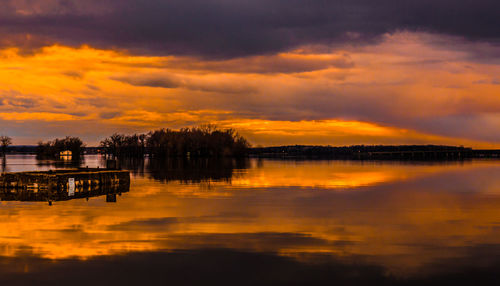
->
119, 157, 250, 184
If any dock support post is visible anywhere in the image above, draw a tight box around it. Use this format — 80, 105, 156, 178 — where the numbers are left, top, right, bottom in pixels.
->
106, 159, 118, 170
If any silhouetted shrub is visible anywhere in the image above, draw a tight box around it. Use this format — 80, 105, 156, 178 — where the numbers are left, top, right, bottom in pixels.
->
36, 136, 85, 160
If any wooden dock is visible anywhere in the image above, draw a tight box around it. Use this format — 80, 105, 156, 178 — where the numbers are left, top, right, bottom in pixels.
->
0, 168, 130, 203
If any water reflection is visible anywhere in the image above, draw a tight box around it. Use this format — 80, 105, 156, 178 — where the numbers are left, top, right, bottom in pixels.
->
1, 156, 5, 173
36, 158, 85, 169
120, 157, 250, 184
1, 155, 500, 280
5, 249, 500, 285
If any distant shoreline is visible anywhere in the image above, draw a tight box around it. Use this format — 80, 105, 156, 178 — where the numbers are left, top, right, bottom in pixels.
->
4, 145, 500, 160
249, 145, 500, 160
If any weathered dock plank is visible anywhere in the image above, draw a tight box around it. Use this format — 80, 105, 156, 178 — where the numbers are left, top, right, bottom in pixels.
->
0, 168, 130, 202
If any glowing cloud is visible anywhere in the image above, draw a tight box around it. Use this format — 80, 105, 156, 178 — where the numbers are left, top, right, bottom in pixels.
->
0, 32, 498, 147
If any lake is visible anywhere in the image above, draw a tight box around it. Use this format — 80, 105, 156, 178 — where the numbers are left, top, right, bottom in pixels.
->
1, 155, 500, 285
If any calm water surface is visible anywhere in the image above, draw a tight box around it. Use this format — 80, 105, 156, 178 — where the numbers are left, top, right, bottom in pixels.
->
1, 155, 500, 284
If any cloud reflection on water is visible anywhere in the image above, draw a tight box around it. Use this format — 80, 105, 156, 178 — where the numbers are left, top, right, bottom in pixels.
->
1, 155, 500, 277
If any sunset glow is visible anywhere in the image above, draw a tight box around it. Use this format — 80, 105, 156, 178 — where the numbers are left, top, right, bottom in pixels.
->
2, 1, 500, 284
1, 32, 499, 146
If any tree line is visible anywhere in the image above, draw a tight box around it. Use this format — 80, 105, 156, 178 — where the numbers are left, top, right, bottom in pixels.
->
100, 125, 250, 158
250, 145, 475, 160
1, 126, 250, 160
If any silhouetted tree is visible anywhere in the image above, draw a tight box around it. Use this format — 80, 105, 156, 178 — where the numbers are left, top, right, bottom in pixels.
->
0, 135, 12, 157
100, 133, 146, 158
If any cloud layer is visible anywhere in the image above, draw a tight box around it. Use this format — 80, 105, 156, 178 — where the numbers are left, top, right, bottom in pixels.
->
1, 0, 499, 57
0, 1, 499, 146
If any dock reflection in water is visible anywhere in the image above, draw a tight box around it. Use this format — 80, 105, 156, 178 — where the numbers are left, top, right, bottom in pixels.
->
0, 168, 130, 203
1, 155, 500, 284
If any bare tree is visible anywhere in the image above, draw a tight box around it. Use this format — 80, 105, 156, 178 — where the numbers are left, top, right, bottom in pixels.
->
0, 135, 12, 156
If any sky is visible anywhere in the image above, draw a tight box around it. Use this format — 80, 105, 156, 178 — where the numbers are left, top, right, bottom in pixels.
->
0, 0, 499, 147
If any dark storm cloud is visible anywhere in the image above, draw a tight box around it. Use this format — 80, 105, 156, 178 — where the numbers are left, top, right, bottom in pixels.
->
0, 90, 39, 109
1, 0, 499, 58
112, 75, 257, 94
111, 75, 181, 89
99, 111, 122, 120
165, 53, 355, 74
62, 71, 84, 79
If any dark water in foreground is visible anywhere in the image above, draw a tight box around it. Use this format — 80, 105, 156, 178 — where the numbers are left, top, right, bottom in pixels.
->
2, 155, 500, 285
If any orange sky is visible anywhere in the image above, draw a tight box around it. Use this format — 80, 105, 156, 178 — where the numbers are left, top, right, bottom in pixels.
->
0, 32, 499, 147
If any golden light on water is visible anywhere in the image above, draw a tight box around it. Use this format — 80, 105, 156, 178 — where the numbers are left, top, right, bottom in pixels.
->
2, 158, 500, 276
